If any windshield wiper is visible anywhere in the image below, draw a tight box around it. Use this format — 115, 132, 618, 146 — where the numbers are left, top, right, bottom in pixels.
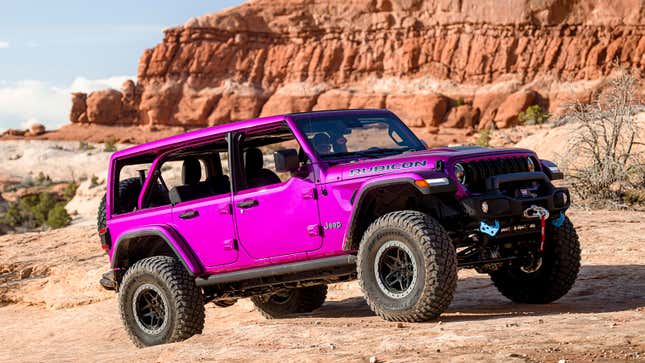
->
321, 151, 378, 159
362, 147, 415, 155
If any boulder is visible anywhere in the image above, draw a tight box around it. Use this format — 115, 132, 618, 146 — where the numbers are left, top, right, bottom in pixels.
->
25, 123, 46, 137
494, 90, 538, 129
443, 105, 480, 129
386, 94, 448, 129
70, 93, 88, 123
86, 89, 124, 124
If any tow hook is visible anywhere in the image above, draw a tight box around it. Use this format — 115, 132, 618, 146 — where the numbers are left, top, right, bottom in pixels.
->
523, 205, 549, 253
479, 220, 500, 237
551, 212, 565, 227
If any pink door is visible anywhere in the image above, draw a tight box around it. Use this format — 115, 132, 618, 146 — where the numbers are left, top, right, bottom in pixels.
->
172, 195, 238, 267
232, 177, 322, 259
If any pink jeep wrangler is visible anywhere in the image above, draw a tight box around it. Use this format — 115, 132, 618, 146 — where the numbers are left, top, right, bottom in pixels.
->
97, 109, 579, 347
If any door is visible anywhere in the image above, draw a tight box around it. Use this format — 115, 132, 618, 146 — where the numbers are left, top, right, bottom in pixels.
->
162, 142, 238, 267
231, 123, 323, 259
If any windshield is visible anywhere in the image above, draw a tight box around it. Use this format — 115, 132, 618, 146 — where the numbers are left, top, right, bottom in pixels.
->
294, 113, 425, 160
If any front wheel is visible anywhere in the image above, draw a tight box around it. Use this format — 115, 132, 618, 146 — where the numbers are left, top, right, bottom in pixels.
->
357, 211, 457, 322
119, 256, 205, 347
490, 217, 581, 303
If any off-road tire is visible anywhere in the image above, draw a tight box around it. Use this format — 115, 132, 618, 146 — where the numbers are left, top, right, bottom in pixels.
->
119, 256, 205, 347
251, 285, 327, 319
357, 211, 457, 322
490, 217, 580, 304
97, 177, 142, 231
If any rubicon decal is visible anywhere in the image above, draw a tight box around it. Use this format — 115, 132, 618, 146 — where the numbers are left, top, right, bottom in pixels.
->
349, 160, 427, 176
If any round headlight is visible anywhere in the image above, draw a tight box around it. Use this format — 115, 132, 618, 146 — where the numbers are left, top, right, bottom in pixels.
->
527, 157, 535, 172
454, 163, 466, 184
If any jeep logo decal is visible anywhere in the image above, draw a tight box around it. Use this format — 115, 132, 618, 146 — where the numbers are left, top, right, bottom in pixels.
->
349, 160, 427, 177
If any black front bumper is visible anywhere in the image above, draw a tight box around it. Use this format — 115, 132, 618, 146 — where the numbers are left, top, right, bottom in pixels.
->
460, 172, 570, 220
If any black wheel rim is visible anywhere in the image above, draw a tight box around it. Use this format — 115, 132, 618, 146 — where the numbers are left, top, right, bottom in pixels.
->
133, 284, 168, 335
269, 290, 294, 304
374, 240, 417, 298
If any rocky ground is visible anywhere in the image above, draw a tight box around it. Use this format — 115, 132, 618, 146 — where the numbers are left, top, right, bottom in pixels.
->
0, 210, 643, 362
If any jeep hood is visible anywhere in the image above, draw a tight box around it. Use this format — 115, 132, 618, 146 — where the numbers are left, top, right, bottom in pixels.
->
322, 146, 537, 182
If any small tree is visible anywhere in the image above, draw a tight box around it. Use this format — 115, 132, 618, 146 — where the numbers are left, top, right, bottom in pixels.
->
518, 105, 548, 125
47, 203, 71, 229
566, 70, 644, 207
475, 128, 491, 147
103, 137, 118, 152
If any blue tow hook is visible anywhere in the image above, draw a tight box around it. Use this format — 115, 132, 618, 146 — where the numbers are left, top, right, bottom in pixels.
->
551, 212, 565, 227
479, 220, 500, 237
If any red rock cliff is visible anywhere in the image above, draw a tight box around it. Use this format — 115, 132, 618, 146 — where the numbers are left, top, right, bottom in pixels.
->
70, 0, 644, 131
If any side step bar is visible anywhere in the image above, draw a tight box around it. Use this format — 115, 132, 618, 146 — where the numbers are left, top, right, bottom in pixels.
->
195, 255, 357, 287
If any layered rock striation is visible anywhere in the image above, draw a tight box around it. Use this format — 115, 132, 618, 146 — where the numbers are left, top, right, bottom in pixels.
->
70, 0, 644, 131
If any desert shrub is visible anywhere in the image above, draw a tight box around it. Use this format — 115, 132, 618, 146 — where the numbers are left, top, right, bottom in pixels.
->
0, 193, 71, 230
90, 175, 101, 188
455, 98, 464, 107
103, 137, 118, 152
566, 70, 644, 207
35, 172, 52, 185
475, 128, 491, 147
2, 202, 24, 228
518, 105, 548, 125
78, 141, 95, 151
63, 183, 79, 201
47, 203, 71, 229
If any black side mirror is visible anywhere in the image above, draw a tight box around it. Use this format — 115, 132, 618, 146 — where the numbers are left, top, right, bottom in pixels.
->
274, 149, 299, 173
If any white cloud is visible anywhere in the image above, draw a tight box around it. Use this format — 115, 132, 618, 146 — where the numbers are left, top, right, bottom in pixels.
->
0, 76, 134, 131
0, 41, 9, 49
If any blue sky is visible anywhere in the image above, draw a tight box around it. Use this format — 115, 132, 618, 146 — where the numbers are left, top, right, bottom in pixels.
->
0, 0, 244, 130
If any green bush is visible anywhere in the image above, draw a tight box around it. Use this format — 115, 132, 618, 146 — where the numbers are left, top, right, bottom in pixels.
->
2, 202, 24, 228
90, 175, 100, 188
47, 203, 71, 229
475, 129, 491, 147
103, 137, 118, 152
78, 141, 95, 151
63, 183, 79, 201
1, 192, 71, 230
518, 105, 548, 125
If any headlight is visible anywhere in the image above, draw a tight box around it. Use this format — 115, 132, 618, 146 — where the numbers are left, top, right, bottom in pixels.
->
454, 163, 466, 184
527, 157, 535, 172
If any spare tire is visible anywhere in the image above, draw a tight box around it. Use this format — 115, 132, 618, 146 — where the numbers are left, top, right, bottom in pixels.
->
97, 177, 142, 231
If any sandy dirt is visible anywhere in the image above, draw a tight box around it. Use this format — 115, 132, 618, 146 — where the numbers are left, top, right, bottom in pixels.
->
0, 210, 643, 362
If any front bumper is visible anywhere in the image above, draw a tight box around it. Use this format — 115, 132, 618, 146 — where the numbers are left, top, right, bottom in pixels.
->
459, 172, 570, 220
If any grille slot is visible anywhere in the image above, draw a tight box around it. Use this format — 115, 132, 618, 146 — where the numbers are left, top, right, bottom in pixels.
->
462, 157, 532, 192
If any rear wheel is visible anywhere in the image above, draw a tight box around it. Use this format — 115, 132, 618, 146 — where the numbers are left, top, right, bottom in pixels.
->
251, 285, 327, 319
119, 256, 205, 347
490, 217, 581, 303
357, 211, 457, 322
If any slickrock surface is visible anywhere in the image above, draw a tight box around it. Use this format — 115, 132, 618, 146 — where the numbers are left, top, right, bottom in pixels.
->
0, 210, 643, 362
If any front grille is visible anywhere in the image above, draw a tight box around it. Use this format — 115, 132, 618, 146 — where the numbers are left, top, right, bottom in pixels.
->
462, 157, 533, 192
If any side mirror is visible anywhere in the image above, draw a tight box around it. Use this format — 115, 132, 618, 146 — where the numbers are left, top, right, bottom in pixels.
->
274, 149, 299, 173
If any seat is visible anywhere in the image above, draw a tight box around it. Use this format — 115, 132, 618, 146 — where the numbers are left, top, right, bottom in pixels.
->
244, 148, 281, 188
169, 158, 215, 204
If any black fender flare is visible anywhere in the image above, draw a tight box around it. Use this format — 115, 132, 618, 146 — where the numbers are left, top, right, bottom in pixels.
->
342, 176, 456, 250
111, 226, 203, 276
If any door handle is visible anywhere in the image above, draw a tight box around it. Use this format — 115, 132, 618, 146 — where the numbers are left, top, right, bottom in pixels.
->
236, 200, 259, 209
179, 210, 199, 219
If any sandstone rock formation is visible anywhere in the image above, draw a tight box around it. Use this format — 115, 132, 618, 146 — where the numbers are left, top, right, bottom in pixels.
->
69, 0, 644, 131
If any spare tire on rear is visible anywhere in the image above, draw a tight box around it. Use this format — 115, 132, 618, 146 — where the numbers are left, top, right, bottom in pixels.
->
97, 177, 142, 231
